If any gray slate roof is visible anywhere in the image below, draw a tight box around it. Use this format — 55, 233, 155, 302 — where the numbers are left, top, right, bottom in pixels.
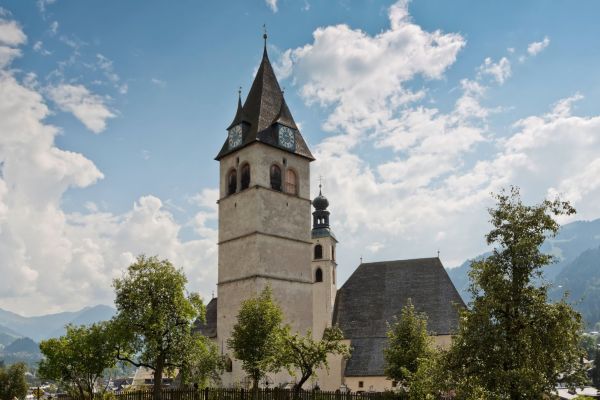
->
216, 48, 314, 161
332, 258, 465, 376
194, 297, 217, 338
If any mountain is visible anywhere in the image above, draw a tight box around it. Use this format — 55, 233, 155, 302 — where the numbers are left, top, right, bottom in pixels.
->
3, 337, 39, 354
447, 218, 600, 327
551, 246, 600, 328
47, 304, 116, 338
0, 305, 115, 342
0, 324, 23, 346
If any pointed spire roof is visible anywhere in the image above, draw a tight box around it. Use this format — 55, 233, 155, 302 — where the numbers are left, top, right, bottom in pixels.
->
216, 39, 314, 161
226, 89, 246, 129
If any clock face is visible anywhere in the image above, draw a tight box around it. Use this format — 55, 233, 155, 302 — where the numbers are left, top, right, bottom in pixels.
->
278, 125, 296, 150
228, 124, 243, 148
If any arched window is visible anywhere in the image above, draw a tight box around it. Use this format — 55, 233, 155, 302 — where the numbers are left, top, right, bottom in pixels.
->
285, 169, 297, 195
241, 164, 250, 190
315, 268, 323, 283
314, 244, 323, 260
227, 169, 237, 195
270, 164, 282, 191
331, 246, 335, 261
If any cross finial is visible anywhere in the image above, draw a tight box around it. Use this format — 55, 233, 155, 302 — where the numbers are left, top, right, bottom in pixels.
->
318, 175, 323, 195
238, 86, 242, 98
360, 255, 363, 264
263, 24, 267, 46
437, 250, 440, 258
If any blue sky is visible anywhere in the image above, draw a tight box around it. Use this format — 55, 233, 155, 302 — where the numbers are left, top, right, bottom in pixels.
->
2, 0, 600, 315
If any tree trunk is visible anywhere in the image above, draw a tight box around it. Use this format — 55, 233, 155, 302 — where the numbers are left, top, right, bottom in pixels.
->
294, 371, 311, 394
154, 357, 165, 400
77, 383, 85, 400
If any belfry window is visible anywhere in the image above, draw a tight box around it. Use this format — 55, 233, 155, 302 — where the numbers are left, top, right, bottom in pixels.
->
270, 164, 282, 191
315, 268, 323, 283
241, 164, 250, 190
314, 244, 323, 260
285, 169, 297, 195
227, 169, 237, 195
332, 246, 335, 261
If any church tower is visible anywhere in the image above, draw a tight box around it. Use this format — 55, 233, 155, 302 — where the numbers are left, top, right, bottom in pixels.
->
311, 186, 338, 337
214, 36, 315, 386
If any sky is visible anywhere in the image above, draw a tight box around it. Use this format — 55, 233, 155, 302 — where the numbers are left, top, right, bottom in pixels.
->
2, 0, 600, 316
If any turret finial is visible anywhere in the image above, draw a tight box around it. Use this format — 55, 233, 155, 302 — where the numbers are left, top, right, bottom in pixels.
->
318, 175, 323, 195
263, 24, 267, 47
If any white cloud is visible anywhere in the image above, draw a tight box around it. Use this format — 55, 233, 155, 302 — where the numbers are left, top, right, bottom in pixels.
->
96, 53, 128, 94
527, 36, 550, 56
37, 0, 57, 13
0, 17, 26, 68
0, 19, 27, 46
0, 18, 217, 314
275, 0, 600, 276
151, 77, 167, 88
265, 0, 278, 12
47, 83, 116, 133
479, 56, 511, 84
277, 0, 464, 151
49, 20, 58, 35
33, 40, 51, 55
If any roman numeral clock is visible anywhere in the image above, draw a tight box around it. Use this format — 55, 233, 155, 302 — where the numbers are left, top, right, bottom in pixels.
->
278, 125, 295, 150
228, 124, 243, 148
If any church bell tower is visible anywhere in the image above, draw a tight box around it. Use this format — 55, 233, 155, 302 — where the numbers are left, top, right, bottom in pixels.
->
214, 35, 315, 386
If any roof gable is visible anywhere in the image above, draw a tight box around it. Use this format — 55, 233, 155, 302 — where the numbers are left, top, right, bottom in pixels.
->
333, 258, 465, 377
333, 258, 465, 338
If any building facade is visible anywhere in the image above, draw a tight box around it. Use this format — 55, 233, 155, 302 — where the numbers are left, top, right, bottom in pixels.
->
197, 38, 465, 391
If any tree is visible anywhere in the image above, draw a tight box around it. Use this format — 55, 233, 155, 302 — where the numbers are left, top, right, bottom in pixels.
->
384, 299, 433, 388
112, 255, 216, 399
39, 322, 118, 400
445, 187, 587, 399
592, 346, 600, 388
0, 362, 28, 400
280, 326, 350, 392
580, 335, 596, 360
180, 336, 223, 388
227, 286, 285, 389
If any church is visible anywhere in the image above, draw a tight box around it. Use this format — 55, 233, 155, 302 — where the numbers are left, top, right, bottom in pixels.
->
196, 36, 465, 392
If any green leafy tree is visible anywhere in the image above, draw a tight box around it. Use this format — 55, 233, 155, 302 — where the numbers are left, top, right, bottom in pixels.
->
38, 322, 117, 400
0, 362, 28, 400
280, 326, 350, 392
445, 187, 587, 399
580, 335, 597, 360
180, 336, 223, 388
592, 346, 600, 388
384, 299, 433, 388
112, 255, 216, 399
227, 286, 285, 389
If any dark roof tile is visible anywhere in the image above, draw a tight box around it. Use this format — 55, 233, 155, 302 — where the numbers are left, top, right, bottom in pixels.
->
194, 297, 217, 338
332, 258, 465, 376
216, 48, 314, 160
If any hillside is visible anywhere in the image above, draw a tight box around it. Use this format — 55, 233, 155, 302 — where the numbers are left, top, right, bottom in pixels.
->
0, 305, 115, 341
0, 324, 22, 347
3, 337, 39, 354
447, 218, 600, 327
551, 246, 600, 329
